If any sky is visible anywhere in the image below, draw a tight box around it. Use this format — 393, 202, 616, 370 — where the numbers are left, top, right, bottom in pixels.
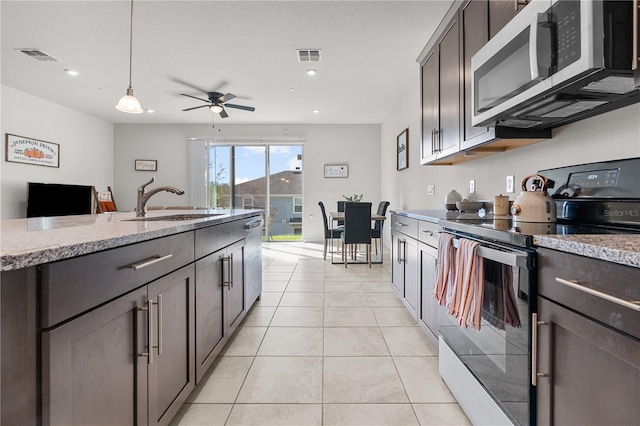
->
209, 145, 302, 185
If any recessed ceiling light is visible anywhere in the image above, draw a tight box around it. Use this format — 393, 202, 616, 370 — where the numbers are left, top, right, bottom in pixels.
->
306, 69, 317, 76
64, 69, 79, 76
313, 109, 320, 114
289, 87, 295, 92
145, 109, 154, 114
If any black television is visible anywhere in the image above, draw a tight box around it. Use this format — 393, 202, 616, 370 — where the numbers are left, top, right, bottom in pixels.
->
26, 182, 94, 218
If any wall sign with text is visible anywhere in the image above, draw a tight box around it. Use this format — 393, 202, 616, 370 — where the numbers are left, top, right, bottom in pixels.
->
5, 133, 60, 168
324, 164, 349, 178
135, 159, 158, 171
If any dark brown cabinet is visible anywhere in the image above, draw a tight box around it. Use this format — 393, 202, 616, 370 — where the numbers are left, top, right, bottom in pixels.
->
420, 13, 461, 164
418, 242, 438, 342
43, 264, 195, 426
488, 0, 527, 39
391, 215, 419, 318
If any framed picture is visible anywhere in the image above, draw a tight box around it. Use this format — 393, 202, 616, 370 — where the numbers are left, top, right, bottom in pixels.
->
135, 159, 157, 171
324, 164, 349, 178
397, 128, 409, 171
5, 133, 60, 168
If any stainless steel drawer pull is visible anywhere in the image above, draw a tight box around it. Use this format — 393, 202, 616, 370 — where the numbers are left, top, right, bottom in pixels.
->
421, 231, 434, 236
157, 295, 163, 356
138, 300, 155, 364
531, 313, 548, 386
130, 254, 173, 270
222, 256, 232, 287
397, 223, 408, 227
555, 277, 640, 312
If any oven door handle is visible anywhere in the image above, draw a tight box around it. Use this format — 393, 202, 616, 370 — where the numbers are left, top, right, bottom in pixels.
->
452, 238, 530, 268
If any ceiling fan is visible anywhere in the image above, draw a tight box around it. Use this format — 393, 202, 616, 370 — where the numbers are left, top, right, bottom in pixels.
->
180, 92, 255, 118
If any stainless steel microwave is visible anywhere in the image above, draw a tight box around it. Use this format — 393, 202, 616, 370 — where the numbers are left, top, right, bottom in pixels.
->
472, 0, 639, 129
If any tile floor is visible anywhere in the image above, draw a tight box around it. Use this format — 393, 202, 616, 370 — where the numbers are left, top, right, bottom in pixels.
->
171, 242, 470, 426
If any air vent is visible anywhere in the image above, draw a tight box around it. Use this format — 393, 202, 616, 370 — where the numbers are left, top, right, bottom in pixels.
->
16, 48, 59, 62
580, 76, 636, 94
297, 49, 321, 62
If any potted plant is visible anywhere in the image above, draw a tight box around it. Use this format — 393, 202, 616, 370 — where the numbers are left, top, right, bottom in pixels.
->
343, 194, 363, 202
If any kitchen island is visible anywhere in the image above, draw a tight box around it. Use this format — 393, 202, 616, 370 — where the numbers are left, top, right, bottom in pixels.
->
0, 209, 263, 425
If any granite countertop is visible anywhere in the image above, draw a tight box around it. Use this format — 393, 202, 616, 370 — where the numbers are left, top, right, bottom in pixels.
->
534, 234, 640, 268
390, 209, 451, 223
0, 209, 262, 271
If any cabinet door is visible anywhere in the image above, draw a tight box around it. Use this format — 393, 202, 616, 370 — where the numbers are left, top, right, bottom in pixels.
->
420, 48, 439, 164
419, 243, 439, 337
391, 233, 405, 295
461, 0, 495, 149
437, 15, 461, 158
225, 240, 246, 335
536, 297, 640, 425
42, 286, 148, 426
489, 0, 527, 39
147, 265, 195, 426
195, 250, 225, 382
403, 237, 419, 316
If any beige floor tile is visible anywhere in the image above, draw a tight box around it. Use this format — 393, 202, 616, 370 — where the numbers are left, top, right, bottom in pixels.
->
394, 357, 456, 403
324, 307, 377, 327
296, 258, 326, 266
221, 327, 267, 356
263, 259, 296, 268
263, 265, 296, 273
262, 272, 293, 282
325, 273, 365, 282
294, 264, 326, 273
262, 281, 288, 292
290, 271, 325, 282
324, 327, 389, 356
324, 281, 364, 292
169, 403, 232, 426
286, 281, 325, 293
366, 292, 404, 307
236, 357, 323, 403
241, 307, 276, 327
372, 307, 418, 326
352, 272, 391, 282
226, 404, 322, 426
270, 306, 324, 327
412, 403, 471, 425
323, 404, 419, 426
323, 357, 409, 403
362, 282, 395, 293
279, 292, 325, 307
253, 292, 283, 307
380, 327, 438, 356
187, 357, 253, 403
324, 292, 369, 307
257, 327, 323, 356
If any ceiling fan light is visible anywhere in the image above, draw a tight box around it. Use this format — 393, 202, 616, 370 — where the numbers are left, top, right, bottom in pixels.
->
210, 104, 224, 114
116, 88, 143, 114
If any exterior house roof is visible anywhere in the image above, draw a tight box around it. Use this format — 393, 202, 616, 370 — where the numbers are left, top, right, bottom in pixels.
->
235, 170, 302, 196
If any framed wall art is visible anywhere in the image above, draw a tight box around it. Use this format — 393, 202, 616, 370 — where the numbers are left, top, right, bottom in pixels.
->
324, 164, 349, 178
135, 159, 157, 171
5, 133, 60, 168
397, 128, 408, 171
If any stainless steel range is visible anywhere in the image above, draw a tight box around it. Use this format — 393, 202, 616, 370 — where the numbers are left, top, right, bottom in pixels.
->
437, 157, 640, 426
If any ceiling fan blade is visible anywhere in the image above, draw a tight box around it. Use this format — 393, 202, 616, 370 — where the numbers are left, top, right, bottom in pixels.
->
182, 105, 210, 112
225, 103, 255, 112
171, 77, 208, 94
180, 93, 211, 103
218, 93, 236, 103
219, 107, 229, 118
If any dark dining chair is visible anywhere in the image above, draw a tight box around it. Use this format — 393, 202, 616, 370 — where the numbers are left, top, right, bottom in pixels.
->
371, 201, 390, 255
336, 201, 346, 226
318, 201, 343, 260
341, 202, 372, 268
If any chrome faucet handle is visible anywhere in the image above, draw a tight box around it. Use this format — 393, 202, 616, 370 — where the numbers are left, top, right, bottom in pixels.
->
138, 177, 155, 194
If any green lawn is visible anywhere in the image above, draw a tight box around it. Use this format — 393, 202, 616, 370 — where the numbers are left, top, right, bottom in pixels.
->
262, 234, 303, 241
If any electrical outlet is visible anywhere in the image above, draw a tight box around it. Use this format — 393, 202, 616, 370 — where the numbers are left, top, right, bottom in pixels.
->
506, 175, 515, 193
469, 179, 476, 194
427, 185, 435, 196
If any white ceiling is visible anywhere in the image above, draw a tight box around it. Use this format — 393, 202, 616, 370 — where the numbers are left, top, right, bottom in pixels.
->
1, 1, 453, 125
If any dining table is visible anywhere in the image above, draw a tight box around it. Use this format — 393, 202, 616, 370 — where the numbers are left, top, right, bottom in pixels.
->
328, 211, 386, 265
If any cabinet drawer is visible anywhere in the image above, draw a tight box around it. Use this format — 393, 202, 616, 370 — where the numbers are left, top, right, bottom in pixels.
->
41, 231, 194, 328
195, 219, 247, 260
418, 220, 440, 247
391, 215, 418, 239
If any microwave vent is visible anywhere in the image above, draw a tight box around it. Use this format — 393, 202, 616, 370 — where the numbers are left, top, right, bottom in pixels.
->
497, 118, 543, 128
541, 100, 610, 118
580, 76, 637, 95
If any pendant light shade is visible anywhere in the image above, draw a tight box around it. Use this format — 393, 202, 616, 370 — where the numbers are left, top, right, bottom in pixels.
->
116, 0, 143, 114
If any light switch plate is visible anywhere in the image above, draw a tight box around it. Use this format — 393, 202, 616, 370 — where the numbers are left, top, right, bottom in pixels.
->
506, 175, 515, 193
469, 180, 476, 194
427, 185, 435, 196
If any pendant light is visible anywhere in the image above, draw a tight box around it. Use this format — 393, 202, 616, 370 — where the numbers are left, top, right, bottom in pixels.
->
116, 0, 143, 114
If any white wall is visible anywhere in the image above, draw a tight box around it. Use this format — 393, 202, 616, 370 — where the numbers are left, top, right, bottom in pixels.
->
381, 69, 640, 215
113, 123, 381, 240
0, 85, 114, 219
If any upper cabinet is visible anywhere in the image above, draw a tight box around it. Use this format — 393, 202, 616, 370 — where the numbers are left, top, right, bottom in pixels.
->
419, 0, 550, 166
488, 0, 529, 39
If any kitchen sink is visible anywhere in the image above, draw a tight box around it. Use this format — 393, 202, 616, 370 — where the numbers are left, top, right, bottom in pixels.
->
125, 213, 224, 222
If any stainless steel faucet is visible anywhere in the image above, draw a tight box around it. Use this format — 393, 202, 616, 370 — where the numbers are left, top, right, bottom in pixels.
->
136, 177, 185, 217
